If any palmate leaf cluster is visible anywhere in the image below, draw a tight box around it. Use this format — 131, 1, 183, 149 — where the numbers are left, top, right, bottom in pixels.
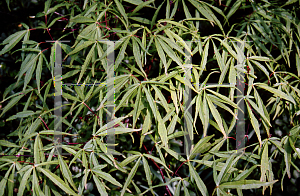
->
0, 0, 300, 195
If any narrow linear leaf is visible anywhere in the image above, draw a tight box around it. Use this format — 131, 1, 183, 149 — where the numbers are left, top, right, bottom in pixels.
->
188, 162, 208, 196
219, 180, 278, 189
37, 167, 79, 196
120, 156, 141, 196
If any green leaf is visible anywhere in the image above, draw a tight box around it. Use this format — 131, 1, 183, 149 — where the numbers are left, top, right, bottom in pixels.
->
206, 89, 237, 108
283, 137, 292, 178
202, 93, 210, 137
246, 101, 262, 147
74, 86, 85, 101
206, 96, 226, 137
143, 154, 172, 173
132, 37, 147, 78
17, 167, 33, 196
5, 0, 10, 11
6, 110, 35, 121
97, 127, 141, 136
201, 40, 209, 70
183, 183, 190, 196
219, 180, 278, 189
255, 83, 295, 104
0, 164, 13, 196
212, 40, 225, 71
182, 0, 192, 19
115, 37, 130, 69
162, 146, 186, 162
166, 0, 170, 18
157, 113, 168, 147
0, 94, 25, 118
133, 85, 142, 128
36, 54, 43, 93
93, 174, 108, 196
68, 40, 94, 56
119, 154, 140, 168
124, 0, 153, 6
213, 157, 218, 185
158, 37, 184, 70
260, 141, 269, 181
32, 168, 44, 196
289, 137, 300, 159
216, 154, 235, 185
114, 0, 128, 27
23, 54, 39, 91
140, 110, 151, 147
188, 162, 208, 196
296, 53, 300, 77
158, 20, 189, 31
167, 112, 178, 135
35, 160, 59, 167
151, 0, 165, 28
234, 165, 258, 181
221, 40, 237, 59
174, 180, 182, 196
248, 56, 270, 61
158, 33, 186, 56
92, 169, 122, 187
130, 0, 154, 15
120, 156, 141, 196
129, 16, 151, 24
250, 60, 270, 80
190, 134, 214, 159
169, 79, 179, 114
34, 134, 41, 164
63, 92, 81, 102
282, 0, 298, 6
38, 130, 76, 136
143, 86, 157, 120
58, 154, 77, 191
142, 156, 154, 195
77, 43, 96, 84
226, 0, 241, 20
0, 140, 20, 147
141, 177, 181, 195
0, 30, 27, 55
154, 37, 167, 73
70, 16, 95, 23
37, 167, 79, 196
229, 60, 237, 100
44, 0, 52, 15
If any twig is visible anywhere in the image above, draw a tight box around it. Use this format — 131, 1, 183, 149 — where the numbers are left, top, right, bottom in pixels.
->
136, 132, 172, 196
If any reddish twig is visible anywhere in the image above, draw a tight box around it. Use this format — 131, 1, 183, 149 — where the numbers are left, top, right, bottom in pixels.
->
45, 15, 53, 40
82, 102, 99, 119
173, 160, 187, 177
39, 116, 49, 130
136, 132, 172, 196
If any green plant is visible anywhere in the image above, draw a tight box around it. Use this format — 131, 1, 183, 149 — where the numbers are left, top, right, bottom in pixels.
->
1, 0, 300, 195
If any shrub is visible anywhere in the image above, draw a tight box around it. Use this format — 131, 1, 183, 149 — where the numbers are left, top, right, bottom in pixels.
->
0, 0, 300, 195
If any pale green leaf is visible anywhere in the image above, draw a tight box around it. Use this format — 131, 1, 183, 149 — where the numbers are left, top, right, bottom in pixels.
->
188, 162, 208, 196
206, 96, 226, 137
70, 16, 95, 23
114, 0, 128, 26
37, 167, 78, 195
219, 180, 278, 189
120, 157, 141, 196
93, 174, 108, 196
17, 167, 33, 196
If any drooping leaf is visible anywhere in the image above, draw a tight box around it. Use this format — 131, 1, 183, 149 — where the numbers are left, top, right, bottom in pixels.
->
120, 156, 141, 196
37, 167, 79, 196
219, 180, 278, 189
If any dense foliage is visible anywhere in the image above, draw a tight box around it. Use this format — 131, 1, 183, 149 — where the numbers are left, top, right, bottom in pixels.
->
1, 0, 300, 195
